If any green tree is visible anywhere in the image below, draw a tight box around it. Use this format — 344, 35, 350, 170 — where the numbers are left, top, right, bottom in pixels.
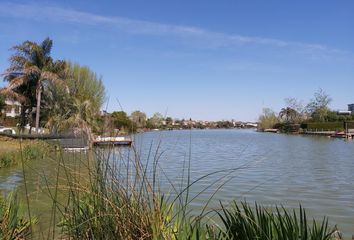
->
130, 111, 147, 129
44, 62, 105, 137
148, 112, 164, 129
306, 89, 332, 122
284, 97, 307, 122
111, 111, 134, 131
165, 117, 173, 126
65, 62, 105, 113
279, 107, 298, 123
258, 108, 278, 130
2, 38, 66, 133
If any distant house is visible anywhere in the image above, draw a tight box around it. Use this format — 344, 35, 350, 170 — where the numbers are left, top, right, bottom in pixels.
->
2, 99, 21, 118
338, 110, 352, 115
348, 104, 354, 113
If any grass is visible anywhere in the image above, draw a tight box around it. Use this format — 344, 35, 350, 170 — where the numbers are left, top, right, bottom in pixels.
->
0, 192, 34, 240
0, 138, 22, 154
0, 139, 49, 168
218, 201, 335, 240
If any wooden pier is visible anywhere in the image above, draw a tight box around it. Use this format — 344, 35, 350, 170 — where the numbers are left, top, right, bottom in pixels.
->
93, 136, 132, 146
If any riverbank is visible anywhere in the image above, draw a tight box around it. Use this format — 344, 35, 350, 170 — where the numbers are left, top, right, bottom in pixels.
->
0, 136, 23, 154
0, 136, 49, 168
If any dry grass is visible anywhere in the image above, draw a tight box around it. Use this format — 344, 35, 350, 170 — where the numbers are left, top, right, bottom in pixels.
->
0, 136, 36, 154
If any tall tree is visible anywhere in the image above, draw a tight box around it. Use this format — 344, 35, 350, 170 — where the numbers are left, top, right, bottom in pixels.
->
148, 112, 164, 128
306, 89, 332, 122
279, 107, 298, 123
44, 62, 106, 136
130, 111, 147, 129
258, 108, 278, 130
2, 38, 65, 133
111, 111, 133, 131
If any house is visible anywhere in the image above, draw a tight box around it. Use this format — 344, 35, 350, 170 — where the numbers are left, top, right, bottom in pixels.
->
2, 99, 21, 118
348, 104, 354, 113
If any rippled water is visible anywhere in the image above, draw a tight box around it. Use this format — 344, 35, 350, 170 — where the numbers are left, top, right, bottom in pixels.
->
131, 129, 354, 236
0, 129, 353, 237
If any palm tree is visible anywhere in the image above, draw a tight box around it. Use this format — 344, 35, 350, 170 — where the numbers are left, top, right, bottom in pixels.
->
279, 107, 298, 123
2, 38, 65, 133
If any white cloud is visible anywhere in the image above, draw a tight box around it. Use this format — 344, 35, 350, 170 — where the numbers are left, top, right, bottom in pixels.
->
0, 2, 347, 55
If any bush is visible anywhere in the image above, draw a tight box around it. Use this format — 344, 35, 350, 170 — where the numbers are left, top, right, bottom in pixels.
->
305, 122, 344, 131
218, 201, 336, 240
274, 123, 300, 133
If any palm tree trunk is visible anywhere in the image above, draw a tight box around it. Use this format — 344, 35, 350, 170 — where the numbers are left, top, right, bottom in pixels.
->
35, 85, 42, 134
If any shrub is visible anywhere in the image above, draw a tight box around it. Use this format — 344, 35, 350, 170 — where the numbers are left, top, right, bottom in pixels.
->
305, 122, 344, 131
0, 192, 34, 239
218, 201, 336, 240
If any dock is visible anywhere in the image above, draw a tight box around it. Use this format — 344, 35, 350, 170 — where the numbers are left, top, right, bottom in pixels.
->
263, 129, 279, 133
93, 136, 132, 146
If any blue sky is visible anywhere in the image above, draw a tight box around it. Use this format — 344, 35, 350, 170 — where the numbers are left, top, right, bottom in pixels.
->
0, 0, 353, 121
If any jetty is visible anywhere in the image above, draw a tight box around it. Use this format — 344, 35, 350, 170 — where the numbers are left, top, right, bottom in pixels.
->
93, 136, 132, 146
263, 129, 279, 133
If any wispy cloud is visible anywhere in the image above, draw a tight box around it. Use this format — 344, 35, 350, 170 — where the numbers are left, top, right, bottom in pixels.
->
0, 2, 347, 56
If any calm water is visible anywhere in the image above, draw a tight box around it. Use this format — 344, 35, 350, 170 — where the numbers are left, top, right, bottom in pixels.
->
131, 129, 354, 236
0, 129, 353, 237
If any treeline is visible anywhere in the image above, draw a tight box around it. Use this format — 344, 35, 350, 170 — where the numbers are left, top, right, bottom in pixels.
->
1, 38, 105, 139
258, 89, 354, 132
98, 111, 249, 134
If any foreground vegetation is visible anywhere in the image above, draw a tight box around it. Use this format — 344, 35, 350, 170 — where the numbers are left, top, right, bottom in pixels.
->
0, 138, 49, 168
0, 192, 33, 239
0, 144, 341, 239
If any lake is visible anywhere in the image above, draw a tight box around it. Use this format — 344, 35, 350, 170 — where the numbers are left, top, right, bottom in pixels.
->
132, 129, 354, 236
0, 129, 353, 237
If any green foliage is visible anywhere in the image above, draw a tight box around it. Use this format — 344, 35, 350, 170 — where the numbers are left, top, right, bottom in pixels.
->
2, 37, 66, 130
130, 110, 147, 129
274, 123, 300, 133
218, 201, 336, 240
111, 111, 135, 132
258, 108, 279, 130
165, 117, 173, 126
306, 89, 332, 122
65, 62, 105, 112
0, 142, 49, 168
279, 107, 299, 123
304, 122, 344, 131
44, 62, 106, 136
216, 121, 234, 129
0, 192, 34, 239
147, 112, 164, 129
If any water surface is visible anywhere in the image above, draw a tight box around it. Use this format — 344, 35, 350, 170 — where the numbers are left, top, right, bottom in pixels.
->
0, 129, 353, 237
131, 129, 354, 236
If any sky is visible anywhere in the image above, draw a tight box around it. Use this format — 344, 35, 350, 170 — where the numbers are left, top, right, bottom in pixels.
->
0, 0, 353, 121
